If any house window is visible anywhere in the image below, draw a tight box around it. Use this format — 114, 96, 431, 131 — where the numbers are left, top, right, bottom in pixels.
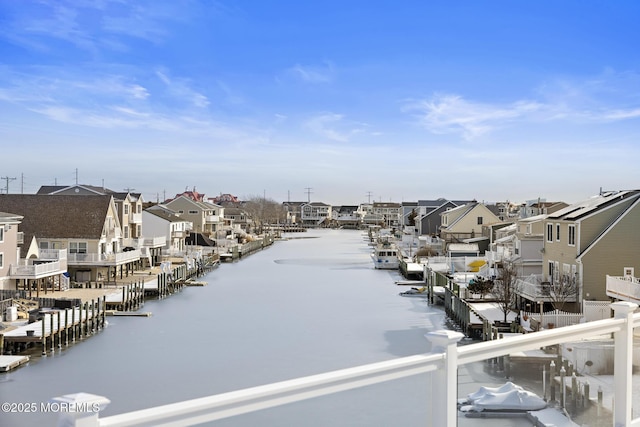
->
568, 225, 575, 246
0, 226, 3, 242
124, 225, 129, 239
548, 261, 554, 278
556, 224, 560, 241
124, 204, 129, 215
477, 217, 483, 225
69, 242, 87, 254
0, 252, 3, 268
546, 224, 553, 242
189, 210, 198, 214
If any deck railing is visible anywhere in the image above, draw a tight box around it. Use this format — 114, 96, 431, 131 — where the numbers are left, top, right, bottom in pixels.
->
607, 275, 640, 304
53, 302, 640, 427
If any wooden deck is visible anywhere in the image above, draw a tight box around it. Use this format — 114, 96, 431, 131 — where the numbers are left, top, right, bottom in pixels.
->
0, 355, 29, 372
2, 301, 106, 355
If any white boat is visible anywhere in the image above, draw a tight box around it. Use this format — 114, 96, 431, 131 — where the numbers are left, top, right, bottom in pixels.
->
370, 239, 400, 270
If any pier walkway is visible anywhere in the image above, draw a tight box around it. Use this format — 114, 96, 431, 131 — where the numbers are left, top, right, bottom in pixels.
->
2, 301, 106, 355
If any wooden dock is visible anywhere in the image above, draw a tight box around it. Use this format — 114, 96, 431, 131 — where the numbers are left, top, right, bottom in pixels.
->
105, 310, 152, 317
0, 355, 29, 372
1, 298, 107, 356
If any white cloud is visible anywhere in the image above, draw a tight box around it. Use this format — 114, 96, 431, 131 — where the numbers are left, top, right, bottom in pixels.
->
287, 62, 335, 84
304, 113, 368, 142
156, 69, 210, 108
403, 94, 543, 139
405, 70, 640, 140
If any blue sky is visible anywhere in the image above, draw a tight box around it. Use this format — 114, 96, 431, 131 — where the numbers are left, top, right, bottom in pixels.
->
1, 1, 639, 205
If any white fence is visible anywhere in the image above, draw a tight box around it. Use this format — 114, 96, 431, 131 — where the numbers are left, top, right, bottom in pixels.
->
522, 308, 584, 329
52, 302, 640, 427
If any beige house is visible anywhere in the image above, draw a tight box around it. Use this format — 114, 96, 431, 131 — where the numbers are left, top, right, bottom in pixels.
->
37, 185, 146, 249
542, 190, 640, 310
0, 212, 26, 290
38, 185, 164, 267
165, 195, 225, 237
0, 194, 142, 288
440, 202, 501, 246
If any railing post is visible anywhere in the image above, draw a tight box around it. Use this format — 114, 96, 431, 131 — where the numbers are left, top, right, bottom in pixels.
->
425, 329, 464, 427
51, 392, 110, 427
611, 301, 637, 427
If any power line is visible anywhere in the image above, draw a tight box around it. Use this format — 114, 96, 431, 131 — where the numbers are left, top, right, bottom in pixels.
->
1, 176, 16, 194
365, 191, 373, 204
304, 187, 313, 203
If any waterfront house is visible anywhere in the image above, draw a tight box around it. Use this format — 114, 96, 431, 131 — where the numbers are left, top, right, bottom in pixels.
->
0, 194, 139, 289
512, 214, 546, 276
221, 206, 250, 232
519, 199, 569, 219
357, 203, 383, 225
210, 193, 240, 204
300, 202, 331, 227
0, 212, 23, 289
415, 199, 469, 236
401, 201, 418, 230
142, 205, 192, 257
0, 212, 56, 290
371, 202, 401, 228
541, 190, 640, 311
165, 195, 225, 238
439, 202, 501, 250
282, 201, 305, 224
485, 214, 548, 308
37, 185, 164, 267
331, 205, 360, 228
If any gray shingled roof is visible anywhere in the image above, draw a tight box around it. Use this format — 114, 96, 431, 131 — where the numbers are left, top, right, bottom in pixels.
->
0, 195, 113, 257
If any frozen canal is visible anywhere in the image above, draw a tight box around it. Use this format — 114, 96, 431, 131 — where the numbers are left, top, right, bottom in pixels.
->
1, 229, 532, 426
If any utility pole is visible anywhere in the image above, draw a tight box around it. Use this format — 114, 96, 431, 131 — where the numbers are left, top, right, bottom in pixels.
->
304, 187, 313, 203
1, 176, 16, 194
366, 191, 373, 204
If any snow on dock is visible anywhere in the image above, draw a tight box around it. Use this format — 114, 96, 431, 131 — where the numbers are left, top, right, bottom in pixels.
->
0, 355, 29, 372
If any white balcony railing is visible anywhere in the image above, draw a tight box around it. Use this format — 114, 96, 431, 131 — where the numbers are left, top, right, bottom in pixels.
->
67, 250, 141, 265
205, 215, 220, 223
129, 212, 142, 224
607, 275, 640, 303
52, 302, 640, 427
143, 236, 166, 248
39, 249, 67, 260
10, 260, 66, 278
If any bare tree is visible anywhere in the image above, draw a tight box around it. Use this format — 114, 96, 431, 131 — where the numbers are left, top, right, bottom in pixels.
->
493, 260, 520, 322
242, 195, 287, 234
541, 274, 578, 311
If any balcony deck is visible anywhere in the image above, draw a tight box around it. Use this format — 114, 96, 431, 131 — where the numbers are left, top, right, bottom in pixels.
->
67, 250, 141, 266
